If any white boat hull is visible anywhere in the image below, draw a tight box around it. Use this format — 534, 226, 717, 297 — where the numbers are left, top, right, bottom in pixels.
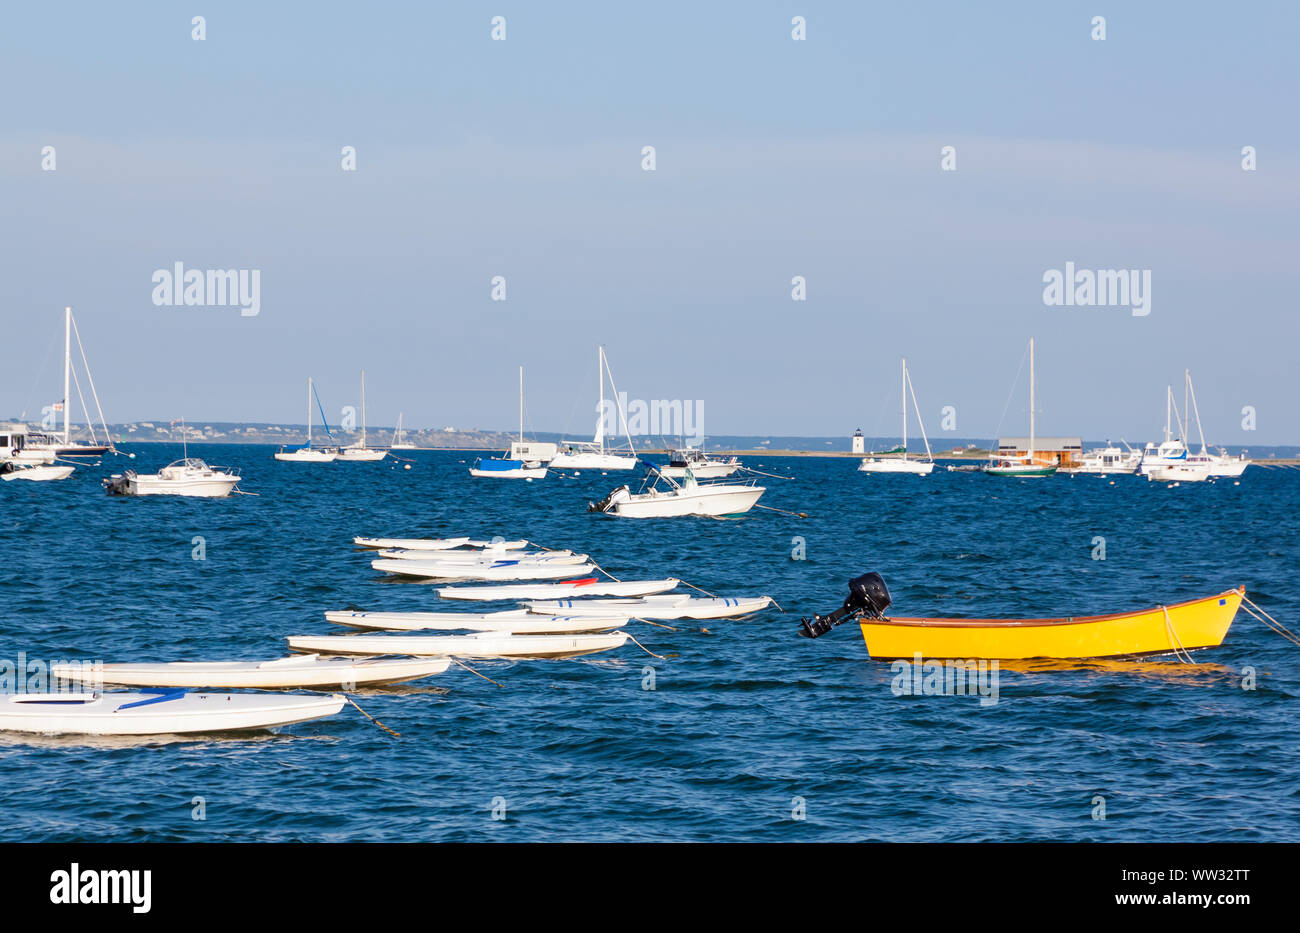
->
857, 458, 934, 474
275, 448, 338, 462
325, 610, 629, 633
372, 559, 596, 580
0, 691, 345, 735
375, 548, 579, 563
353, 536, 472, 550
526, 595, 772, 620
549, 452, 637, 471
336, 447, 388, 462
1147, 463, 1212, 482
437, 578, 680, 601
602, 484, 765, 518
2, 464, 75, 482
287, 632, 629, 659
52, 656, 449, 689
126, 476, 239, 497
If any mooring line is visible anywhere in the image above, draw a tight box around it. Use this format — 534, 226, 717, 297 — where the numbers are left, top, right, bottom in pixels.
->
1161, 606, 1196, 664
1241, 597, 1300, 647
449, 657, 506, 688
624, 632, 668, 659
341, 694, 401, 737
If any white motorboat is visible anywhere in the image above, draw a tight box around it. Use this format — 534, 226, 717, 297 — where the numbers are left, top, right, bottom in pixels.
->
549, 346, 638, 471
436, 577, 680, 601
525, 594, 773, 620
470, 367, 552, 478
354, 536, 472, 550
390, 413, 417, 449
325, 609, 629, 634
275, 378, 339, 462
287, 631, 630, 659
372, 558, 597, 580
104, 458, 240, 497
1061, 443, 1142, 475
591, 465, 764, 518
0, 690, 345, 736
859, 358, 935, 475
336, 370, 388, 461
659, 447, 742, 479
2, 462, 75, 482
51, 655, 449, 689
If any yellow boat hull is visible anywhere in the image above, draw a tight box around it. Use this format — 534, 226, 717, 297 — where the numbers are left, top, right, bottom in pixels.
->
859, 587, 1244, 660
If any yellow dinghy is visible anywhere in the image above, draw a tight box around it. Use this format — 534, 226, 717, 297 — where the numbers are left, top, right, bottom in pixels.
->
798, 573, 1245, 660
862, 587, 1244, 660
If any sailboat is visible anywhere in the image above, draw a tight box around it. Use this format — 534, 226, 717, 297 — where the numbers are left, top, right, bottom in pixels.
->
391, 413, 416, 449
274, 378, 339, 462
23, 307, 115, 457
1183, 370, 1249, 477
985, 338, 1057, 477
550, 346, 637, 471
858, 358, 934, 475
469, 367, 555, 478
337, 370, 387, 461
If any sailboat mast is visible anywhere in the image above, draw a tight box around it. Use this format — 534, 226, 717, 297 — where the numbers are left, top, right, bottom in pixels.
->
518, 366, 524, 443
599, 346, 606, 454
63, 307, 71, 444
307, 378, 313, 446
1164, 386, 1172, 442
360, 370, 367, 446
900, 358, 908, 460
1028, 338, 1036, 460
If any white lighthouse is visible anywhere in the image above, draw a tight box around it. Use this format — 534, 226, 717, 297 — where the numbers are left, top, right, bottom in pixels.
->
851, 429, 865, 454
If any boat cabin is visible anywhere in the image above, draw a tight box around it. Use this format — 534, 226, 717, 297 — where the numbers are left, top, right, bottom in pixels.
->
996, 436, 1082, 469
0, 422, 31, 459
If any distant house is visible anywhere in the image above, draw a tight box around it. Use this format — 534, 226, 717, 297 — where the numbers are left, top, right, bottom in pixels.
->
997, 436, 1083, 469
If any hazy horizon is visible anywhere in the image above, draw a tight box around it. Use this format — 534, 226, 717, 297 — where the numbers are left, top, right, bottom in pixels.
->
4, 3, 1297, 443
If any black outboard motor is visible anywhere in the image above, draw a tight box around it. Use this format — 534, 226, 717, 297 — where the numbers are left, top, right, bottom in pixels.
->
798, 572, 891, 638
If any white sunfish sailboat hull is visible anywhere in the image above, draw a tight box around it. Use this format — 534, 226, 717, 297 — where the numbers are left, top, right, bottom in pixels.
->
525, 594, 773, 620
287, 632, 630, 659
375, 548, 579, 562
437, 578, 681, 601
0, 691, 345, 735
324, 610, 629, 633
371, 559, 596, 580
353, 536, 472, 550
51, 656, 449, 689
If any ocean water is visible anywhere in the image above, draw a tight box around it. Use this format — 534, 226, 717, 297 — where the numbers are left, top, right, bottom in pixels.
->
0, 445, 1296, 842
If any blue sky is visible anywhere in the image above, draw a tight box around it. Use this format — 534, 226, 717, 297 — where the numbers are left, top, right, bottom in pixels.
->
3, 2, 1297, 443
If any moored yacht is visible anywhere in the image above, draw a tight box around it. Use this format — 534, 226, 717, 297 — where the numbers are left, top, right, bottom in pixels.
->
105, 458, 241, 497
1062, 443, 1141, 475
336, 370, 387, 461
470, 367, 552, 479
275, 378, 339, 462
859, 358, 935, 475
549, 346, 637, 471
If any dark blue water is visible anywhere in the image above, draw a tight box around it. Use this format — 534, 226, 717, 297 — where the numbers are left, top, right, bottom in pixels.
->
1, 445, 1296, 841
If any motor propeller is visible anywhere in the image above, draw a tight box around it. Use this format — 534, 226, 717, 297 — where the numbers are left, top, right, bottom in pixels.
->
798, 572, 892, 638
